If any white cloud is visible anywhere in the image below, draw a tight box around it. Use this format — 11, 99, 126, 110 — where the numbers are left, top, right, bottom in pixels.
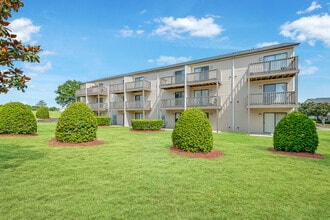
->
297, 1, 322, 14
40, 50, 55, 56
151, 56, 192, 66
299, 60, 319, 75
280, 13, 330, 47
256, 41, 280, 48
120, 26, 144, 37
140, 9, 147, 15
24, 61, 52, 73
8, 17, 40, 43
153, 16, 223, 39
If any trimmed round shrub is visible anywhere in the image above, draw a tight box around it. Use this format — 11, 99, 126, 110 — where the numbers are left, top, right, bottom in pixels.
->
0, 102, 37, 134
36, 106, 50, 119
273, 111, 319, 153
172, 108, 213, 153
55, 102, 97, 143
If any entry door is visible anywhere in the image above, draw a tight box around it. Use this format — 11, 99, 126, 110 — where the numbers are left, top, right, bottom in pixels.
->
264, 113, 286, 133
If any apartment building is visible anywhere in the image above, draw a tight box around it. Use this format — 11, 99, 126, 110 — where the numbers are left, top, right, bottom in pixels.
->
76, 42, 299, 134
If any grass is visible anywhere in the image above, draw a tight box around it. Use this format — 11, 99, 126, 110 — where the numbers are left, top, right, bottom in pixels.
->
0, 123, 329, 219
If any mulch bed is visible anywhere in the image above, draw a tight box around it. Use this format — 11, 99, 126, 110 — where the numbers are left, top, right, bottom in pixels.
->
268, 148, 324, 159
49, 138, 104, 147
130, 128, 165, 133
170, 146, 224, 159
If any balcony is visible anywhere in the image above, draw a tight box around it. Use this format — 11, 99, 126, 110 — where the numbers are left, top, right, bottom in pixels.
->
160, 69, 221, 89
248, 91, 297, 108
109, 101, 124, 110
109, 83, 124, 94
187, 69, 221, 87
89, 103, 108, 111
249, 56, 298, 81
187, 96, 221, 109
126, 80, 151, 92
87, 86, 107, 95
161, 96, 221, 109
160, 75, 185, 89
126, 101, 151, 110
161, 98, 184, 109
75, 89, 85, 97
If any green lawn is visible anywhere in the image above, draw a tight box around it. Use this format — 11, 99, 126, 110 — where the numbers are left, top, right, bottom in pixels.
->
0, 123, 329, 219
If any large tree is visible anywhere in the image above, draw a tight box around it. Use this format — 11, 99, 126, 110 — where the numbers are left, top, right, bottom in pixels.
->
299, 102, 330, 125
0, 0, 41, 93
55, 80, 81, 107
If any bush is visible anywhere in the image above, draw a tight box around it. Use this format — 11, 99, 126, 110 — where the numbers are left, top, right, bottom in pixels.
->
273, 111, 319, 153
0, 102, 37, 134
36, 106, 50, 119
172, 108, 213, 153
96, 116, 111, 126
131, 119, 164, 130
55, 102, 97, 143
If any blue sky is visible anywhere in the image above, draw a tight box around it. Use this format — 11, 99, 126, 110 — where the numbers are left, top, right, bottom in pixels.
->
1, 0, 329, 107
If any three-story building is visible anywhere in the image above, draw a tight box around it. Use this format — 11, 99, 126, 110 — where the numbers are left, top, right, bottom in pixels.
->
76, 42, 299, 134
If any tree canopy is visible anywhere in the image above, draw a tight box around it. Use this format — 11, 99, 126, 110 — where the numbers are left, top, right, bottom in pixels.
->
0, 0, 41, 93
299, 101, 330, 125
55, 80, 81, 107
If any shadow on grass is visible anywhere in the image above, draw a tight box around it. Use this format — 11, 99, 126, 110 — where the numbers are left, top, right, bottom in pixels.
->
0, 145, 46, 171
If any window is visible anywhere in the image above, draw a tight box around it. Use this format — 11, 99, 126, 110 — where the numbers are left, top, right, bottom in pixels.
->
194, 89, 209, 106
135, 95, 142, 101
175, 113, 181, 122
99, 82, 104, 87
98, 97, 104, 103
175, 70, 184, 83
264, 113, 286, 133
263, 83, 287, 104
194, 66, 209, 81
135, 76, 145, 88
135, 113, 144, 119
175, 91, 184, 106
263, 53, 288, 71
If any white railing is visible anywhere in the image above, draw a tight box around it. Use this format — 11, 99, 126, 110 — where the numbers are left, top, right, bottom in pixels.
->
249, 91, 296, 105
249, 56, 298, 76
126, 101, 151, 110
126, 80, 151, 91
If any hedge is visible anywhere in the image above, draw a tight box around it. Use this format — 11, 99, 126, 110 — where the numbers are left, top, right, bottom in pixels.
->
96, 116, 111, 126
131, 119, 164, 130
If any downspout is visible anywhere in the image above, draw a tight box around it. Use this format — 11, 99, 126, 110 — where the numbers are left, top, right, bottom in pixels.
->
184, 65, 188, 110
123, 79, 127, 126
231, 55, 235, 132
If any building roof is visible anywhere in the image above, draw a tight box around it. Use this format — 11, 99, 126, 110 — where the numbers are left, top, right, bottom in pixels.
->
85, 42, 300, 83
304, 97, 330, 103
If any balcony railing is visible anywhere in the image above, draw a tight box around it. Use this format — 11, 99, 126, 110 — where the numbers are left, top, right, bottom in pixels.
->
160, 69, 221, 89
160, 75, 185, 89
89, 103, 108, 111
109, 83, 124, 93
249, 56, 298, 79
187, 69, 221, 86
249, 91, 296, 106
75, 89, 85, 97
161, 96, 221, 109
87, 86, 107, 95
187, 96, 221, 108
161, 98, 184, 109
109, 101, 124, 109
126, 101, 151, 110
126, 80, 151, 92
